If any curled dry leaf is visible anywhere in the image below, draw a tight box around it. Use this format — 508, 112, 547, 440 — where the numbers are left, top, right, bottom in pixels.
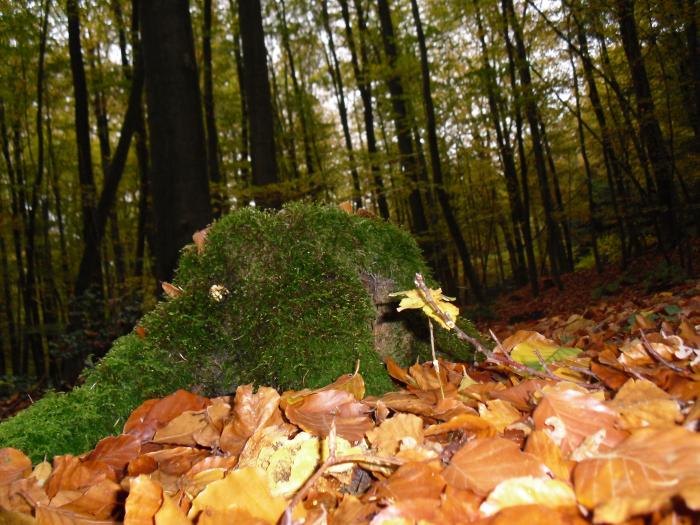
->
366, 413, 424, 456
192, 227, 209, 254
220, 385, 282, 456
533, 382, 628, 455
284, 389, 373, 442
161, 282, 184, 299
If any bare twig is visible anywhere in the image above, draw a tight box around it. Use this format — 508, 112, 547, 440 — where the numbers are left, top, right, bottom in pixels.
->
639, 330, 689, 376
429, 319, 445, 400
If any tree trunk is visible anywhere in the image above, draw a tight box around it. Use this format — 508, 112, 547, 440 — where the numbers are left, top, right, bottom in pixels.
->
339, 0, 389, 219
140, 0, 212, 283
238, 0, 280, 207
616, 0, 678, 250
500, 2, 539, 295
67, 0, 102, 296
376, 0, 428, 239
503, 0, 564, 288
474, 0, 528, 286
321, 0, 362, 209
410, 0, 483, 301
203, 0, 224, 217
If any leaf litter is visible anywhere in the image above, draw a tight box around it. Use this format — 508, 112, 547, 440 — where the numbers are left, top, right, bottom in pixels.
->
2, 278, 700, 524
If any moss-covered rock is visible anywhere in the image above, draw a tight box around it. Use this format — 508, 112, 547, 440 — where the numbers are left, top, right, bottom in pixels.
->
0, 203, 483, 461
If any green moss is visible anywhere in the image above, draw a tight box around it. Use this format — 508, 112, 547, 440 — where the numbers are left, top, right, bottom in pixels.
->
0, 203, 484, 462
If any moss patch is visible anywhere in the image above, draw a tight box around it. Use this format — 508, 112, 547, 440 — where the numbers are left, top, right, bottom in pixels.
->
0, 203, 484, 462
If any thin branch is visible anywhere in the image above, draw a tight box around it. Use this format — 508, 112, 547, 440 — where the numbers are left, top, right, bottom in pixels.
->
639, 330, 689, 376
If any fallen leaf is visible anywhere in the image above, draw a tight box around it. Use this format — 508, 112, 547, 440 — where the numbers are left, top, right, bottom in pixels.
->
366, 413, 424, 456
442, 437, 550, 495
479, 476, 577, 516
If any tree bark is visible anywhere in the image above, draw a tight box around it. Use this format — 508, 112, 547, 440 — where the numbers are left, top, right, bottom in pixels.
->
140, 0, 212, 283
238, 0, 280, 207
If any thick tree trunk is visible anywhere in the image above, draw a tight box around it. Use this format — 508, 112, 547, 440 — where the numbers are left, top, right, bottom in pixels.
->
140, 0, 212, 283
616, 0, 678, 250
238, 0, 280, 207
410, 0, 483, 302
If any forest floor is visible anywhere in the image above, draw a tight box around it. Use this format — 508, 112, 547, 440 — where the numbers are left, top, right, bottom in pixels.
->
2, 248, 700, 523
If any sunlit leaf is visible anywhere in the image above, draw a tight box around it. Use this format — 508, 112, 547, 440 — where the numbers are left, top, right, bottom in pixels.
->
480, 476, 577, 516
389, 288, 459, 330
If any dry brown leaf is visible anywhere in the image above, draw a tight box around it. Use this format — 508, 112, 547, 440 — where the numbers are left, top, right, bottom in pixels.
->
161, 282, 183, 299
56, 478, 122, 520
574, 427, 700, 523
192, 227, 209, 254
479, 476, 577, 516
442, 436, 550, 496
533, 382, 627, 455
219, 385, 282, 456
369, 497, 448, 524
154, 492, 191, 525
424, 413, 496, 439
366, 413, 424, 456
86, 435, 140, 476
152, 410, 210, 447
284, 389, 373, 441
35, 504, 119, 525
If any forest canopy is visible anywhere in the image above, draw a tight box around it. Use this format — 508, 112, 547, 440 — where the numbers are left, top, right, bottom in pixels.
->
0, 0, 698, 389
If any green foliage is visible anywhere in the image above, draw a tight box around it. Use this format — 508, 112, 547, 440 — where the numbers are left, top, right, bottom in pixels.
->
0, 203, 483, 461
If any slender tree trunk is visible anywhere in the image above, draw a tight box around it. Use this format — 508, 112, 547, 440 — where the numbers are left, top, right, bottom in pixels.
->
238, 0, 280, 207
339, 0, 389, 219
376, 0, 429, 241
203, 0, 224, 217
571, 5, 628, 265
67, 0, 102, 296
140, 0, 212, 283
278, 0, 315, 178
410, 0, 483, 301
500, 4, 539, 295
321, 0, 362, 208
474, 0, 528, 286
231, 14, 250, 186
569, 42, 602, 272
616, 0, 678, 250
503, 0, 564, 288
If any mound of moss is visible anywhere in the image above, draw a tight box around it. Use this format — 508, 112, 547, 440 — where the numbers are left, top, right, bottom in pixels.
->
0, 203, 482, 461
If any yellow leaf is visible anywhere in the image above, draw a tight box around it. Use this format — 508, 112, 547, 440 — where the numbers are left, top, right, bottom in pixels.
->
478, 399, 521, 433
479, 476, 577, 516
259, 432, 320, 498
389, 288, 459, 330
155, 493, 191, 525
189, 467, 287, 523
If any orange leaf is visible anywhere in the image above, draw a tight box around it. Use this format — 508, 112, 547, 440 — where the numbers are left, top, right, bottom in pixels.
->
366, 413, 424, 456
574, 427, 700, 523
533, 382, 627, 455
0, 448, 32, 485
525, 431, 572, 482
375, 461, 445, 501
124, 475, 162, 525
442, 437, 550, 496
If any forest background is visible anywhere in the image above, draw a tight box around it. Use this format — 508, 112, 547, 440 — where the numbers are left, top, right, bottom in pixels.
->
0, 0, 698, 394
